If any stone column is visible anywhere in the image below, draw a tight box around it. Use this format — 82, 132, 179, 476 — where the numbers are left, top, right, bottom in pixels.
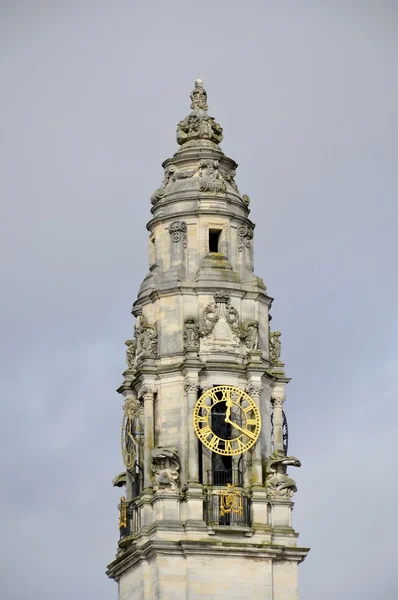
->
272, 394, 285, 452
142, 386, 155, 490
184, 381, 200, 483
247, 383, 263, 487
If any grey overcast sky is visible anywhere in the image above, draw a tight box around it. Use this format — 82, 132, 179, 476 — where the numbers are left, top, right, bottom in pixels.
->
1, 1, 397, 599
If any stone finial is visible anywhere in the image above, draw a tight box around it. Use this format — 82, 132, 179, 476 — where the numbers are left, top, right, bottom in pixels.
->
190, 79, 208, 110
176, 80, 224, 147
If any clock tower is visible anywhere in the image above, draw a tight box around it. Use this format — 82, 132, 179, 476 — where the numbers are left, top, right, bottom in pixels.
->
107, 80, 309, 599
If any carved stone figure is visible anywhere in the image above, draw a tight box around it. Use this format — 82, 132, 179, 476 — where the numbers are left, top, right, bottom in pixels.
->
176, 80, 223, 148
244, 321, 260, 351
169, 221, 187, 247
183, 318, 200, 350
198, 159, 227, 193
151, 448, 180, 492
134, 315, 157, 360
265, 449, 301, 498
220, 167, 240, 193
125, 339, 137, 369
269, 330, 283, 365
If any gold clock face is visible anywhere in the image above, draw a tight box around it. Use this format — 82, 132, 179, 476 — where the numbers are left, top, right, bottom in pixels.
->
193, 385, 261, 456
121, 398, 139, 469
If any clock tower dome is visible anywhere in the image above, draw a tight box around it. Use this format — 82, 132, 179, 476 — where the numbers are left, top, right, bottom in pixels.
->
107, 80, 309, 599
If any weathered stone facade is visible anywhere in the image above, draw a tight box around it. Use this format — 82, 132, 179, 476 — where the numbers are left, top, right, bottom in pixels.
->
107, 80, 309, 599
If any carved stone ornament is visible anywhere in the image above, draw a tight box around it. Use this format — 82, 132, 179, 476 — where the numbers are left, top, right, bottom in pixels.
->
169, 221, 187, 247
201, 291, 241, 351
198, 159, 226, 193
272, 395, 286, 408
265, 449, 301, 499
125, 339, 137, 369
246, 383, 263, 399
269, 330, 284, 366
183, 318, 200, 350
237, 225, 254, 252
243, 321, 260, 351
184, 380, 199, 394
151, 159, 236, 205
176, 79, 223, 148
151, 448, 180, 492
134, 315, 157, 361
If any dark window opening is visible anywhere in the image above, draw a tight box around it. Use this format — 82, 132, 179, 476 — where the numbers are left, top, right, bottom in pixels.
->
209, 230, 221, 253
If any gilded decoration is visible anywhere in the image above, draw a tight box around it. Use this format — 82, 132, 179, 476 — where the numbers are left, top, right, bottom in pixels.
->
216, 484, 243, 517
265, 449, 301, 499
121, 396, 140, 469
193, 385, 261, 456
118, 496, 127, 530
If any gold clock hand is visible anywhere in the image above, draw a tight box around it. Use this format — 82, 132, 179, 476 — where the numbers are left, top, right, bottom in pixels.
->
228, 419, 256, 440
225, 396, 232, 421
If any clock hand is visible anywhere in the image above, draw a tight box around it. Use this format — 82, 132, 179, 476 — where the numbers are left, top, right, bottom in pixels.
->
225, 396, 232, 422
227, 419, 256, 440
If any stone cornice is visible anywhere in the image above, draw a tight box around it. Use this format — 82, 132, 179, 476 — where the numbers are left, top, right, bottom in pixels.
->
107, 538, 309, 581
132, 284, 273, 315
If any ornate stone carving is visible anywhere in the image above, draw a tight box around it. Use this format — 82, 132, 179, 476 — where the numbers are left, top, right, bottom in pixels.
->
198, 159, 226, 193
184, 380, 199, 394
183, 318, 200, 350
176, 80, 223, 148
134, 315, 157, 360
246, 383, 263, 399
237, 225, 254, 252
151, 448, 180, 492
272, 395, 286, 408
141, 386, 155, 402
169, 221, 187, 247
269, 330, 283, 366
220, 167, 240, 193
243, 321, 260, 351
125, 339, 137, 369
265, 450, 301, 499
201, 292, 241, 351
151, 160, 241, 205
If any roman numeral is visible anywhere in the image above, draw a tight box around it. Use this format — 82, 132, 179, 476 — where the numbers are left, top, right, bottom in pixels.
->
236, 439, 245, 452
197, 416, 208, 423
200, 424, 212, 438
225, 439, 232, 453
208, 436, 219, 450
246, 418, 257, 426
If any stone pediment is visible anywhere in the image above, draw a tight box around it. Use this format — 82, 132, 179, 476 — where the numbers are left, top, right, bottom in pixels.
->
200, 291, 241, 353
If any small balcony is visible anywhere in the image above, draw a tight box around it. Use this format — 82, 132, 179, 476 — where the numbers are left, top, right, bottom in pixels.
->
204, 488, 251, 528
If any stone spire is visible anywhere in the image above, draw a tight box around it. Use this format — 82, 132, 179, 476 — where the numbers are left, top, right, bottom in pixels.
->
176, 79, 224, 148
